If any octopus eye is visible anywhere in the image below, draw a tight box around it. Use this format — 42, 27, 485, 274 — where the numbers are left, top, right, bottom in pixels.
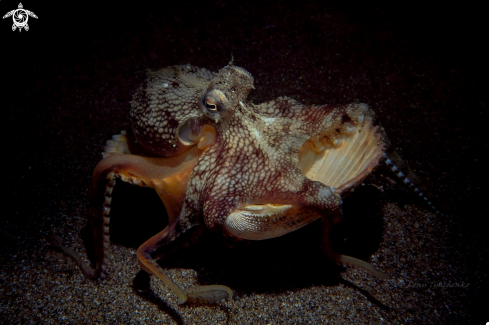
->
201, 89, 226, 119
204, 99, 218, 112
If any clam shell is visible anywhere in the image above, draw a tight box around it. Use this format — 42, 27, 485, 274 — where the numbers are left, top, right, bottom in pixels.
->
299, 118, 384, 195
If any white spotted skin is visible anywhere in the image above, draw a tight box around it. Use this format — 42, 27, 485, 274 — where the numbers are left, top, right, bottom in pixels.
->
130, 65, 217, 157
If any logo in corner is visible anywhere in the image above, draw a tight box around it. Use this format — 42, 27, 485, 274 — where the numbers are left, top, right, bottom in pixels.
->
3, 3, 38, 32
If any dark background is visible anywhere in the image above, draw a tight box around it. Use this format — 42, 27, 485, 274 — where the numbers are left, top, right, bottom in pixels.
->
1, 0, 487, 323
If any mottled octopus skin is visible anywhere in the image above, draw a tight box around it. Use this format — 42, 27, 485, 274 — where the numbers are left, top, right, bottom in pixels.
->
51, 63, 389, 305
131, 64, 369, 234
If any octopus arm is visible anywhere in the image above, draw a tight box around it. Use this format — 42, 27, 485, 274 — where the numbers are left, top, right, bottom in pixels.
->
320, 216, 390, 279
255, 98, 374, 155
48, 146, 201, 280
254, 96, 368, 125
50, 126, 232, 303
137, 218, 233, 304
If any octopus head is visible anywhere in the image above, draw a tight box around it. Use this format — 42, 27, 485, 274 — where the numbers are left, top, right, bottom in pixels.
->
203, 64, 255, 121
130, 66, 221, 157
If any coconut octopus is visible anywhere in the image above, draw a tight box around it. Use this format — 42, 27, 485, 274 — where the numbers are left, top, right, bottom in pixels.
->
50, 62, 394, 305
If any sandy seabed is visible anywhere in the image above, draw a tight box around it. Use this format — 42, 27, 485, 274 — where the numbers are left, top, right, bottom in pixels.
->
2, 1, 486, 324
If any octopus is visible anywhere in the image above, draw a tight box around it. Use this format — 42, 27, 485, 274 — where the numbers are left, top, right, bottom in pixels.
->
50, 62, 390, 305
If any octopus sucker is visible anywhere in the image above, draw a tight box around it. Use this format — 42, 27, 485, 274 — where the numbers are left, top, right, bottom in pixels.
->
51, 62, 394, 305
299, 118, 383, 194
184, 285, 234, 304
225, 205, 321, 240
